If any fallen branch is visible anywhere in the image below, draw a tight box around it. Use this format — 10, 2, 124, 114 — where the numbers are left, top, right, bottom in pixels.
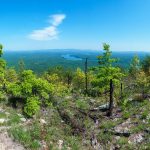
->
104, 129, 131, 137
57, 108, 85, 133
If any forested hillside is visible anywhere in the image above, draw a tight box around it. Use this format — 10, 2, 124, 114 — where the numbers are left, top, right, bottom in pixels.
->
0, 43, 150, 150
3, 49, 149, 74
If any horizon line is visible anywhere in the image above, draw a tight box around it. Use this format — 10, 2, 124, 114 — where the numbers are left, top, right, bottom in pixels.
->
4, 48, 150, 53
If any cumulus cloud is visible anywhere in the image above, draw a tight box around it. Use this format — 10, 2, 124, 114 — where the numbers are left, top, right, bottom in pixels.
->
28, 14, 66, 41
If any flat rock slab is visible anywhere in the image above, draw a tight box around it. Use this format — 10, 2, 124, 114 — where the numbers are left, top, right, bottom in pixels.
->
128, 133, 144, 144
114, 118, 133, 133
0, 132, 25, 150
0, 119, 8, 124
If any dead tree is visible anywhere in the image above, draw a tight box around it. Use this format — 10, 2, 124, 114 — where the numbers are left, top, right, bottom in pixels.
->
85, 58, 88, 95
57, 108, 85, 133
120, 82, 123, 101
107, 79, 114, 116
67, 73, 72, 88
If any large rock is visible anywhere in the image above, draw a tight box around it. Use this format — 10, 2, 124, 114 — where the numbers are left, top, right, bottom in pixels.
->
5, 112, 10, 116
98, 103, 109, 109
39, 119, 47, 125
0, 119, 7, 124
93, 103, 109, 111
58, 140, 63, 150
128, 133, 144, 144
0, 132, 25, 150
112, 118, 132, 137
20, 118, 26, 122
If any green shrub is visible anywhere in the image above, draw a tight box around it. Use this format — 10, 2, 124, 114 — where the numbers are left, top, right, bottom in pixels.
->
117, 137, 128, 146
98, 131, 112, 143
131, 124, 146, 133
7, 113, 21, 125
141, 110, 149, 119
122, 111, 131, 119
100, 120, 117, 129
120, 98, 129, 110
24, 96, 40, 117
30, 121, 41, 140
9, 126, 41, 149
76, 99, 89, 110
0, 91, 6, 102
64, 136, 82, 150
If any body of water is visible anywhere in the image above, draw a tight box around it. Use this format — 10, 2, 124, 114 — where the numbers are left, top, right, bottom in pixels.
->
62, 54, 82, 61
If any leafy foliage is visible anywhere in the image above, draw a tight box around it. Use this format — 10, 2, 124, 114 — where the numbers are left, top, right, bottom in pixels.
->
136, 71, 150, 97
0, 43, 150, 149
129, 55, 141, 78
18, 59, 25, 75
142, 55, 150, 75
92, 43, 125, 93
24, 96, 40, 117
0, 43, 149, 120
0, 44, 3, 57
73, 68, 85, 90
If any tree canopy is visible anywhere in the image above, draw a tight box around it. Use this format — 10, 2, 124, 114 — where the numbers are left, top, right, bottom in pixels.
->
92, 43, 125, 93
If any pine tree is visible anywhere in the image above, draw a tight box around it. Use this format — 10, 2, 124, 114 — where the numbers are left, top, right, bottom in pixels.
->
92, 43, 125, 93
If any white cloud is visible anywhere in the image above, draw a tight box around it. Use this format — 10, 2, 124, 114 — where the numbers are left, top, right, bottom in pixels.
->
28, 14, 66, 41
29, 26, 57, 41
50, 14, 66, 26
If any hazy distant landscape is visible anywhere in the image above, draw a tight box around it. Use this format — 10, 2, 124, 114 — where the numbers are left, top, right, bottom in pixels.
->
1, 0, 150, 149
3, 49, 150, 73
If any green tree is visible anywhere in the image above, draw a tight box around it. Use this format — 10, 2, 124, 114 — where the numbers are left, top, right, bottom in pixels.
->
7, 70, 55, 114
97, 43, 117, 67
142, 55, 150, 75
0, 59, 6, 85
0, 44, 3, 57
47, 66, 64, 81
5, 68, 18, 83
73, 68, 85, 91
7, 83, 22, 97
44, 73, 60, 84
92, 43, 125, 93
136, 71, 150, 98
129, 55, 141, 78
64, 69, 74, 87
0, 44, 6, 87
18, 59, 25, 75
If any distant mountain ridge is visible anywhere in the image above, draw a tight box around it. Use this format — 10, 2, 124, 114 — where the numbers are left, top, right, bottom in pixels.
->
2, 49, 150, 73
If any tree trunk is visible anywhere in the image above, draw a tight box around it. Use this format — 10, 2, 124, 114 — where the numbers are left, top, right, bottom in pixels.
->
120, 82, 123, 101
85, 58, 88, 95
107, 79, 114, 116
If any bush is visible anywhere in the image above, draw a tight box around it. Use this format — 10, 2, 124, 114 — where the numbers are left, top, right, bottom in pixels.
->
75, 99, 89, 110
9, 126, 41, 149
24, 96, 40, 117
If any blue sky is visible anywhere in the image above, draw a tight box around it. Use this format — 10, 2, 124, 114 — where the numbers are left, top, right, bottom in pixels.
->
0, 0, 150, 51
